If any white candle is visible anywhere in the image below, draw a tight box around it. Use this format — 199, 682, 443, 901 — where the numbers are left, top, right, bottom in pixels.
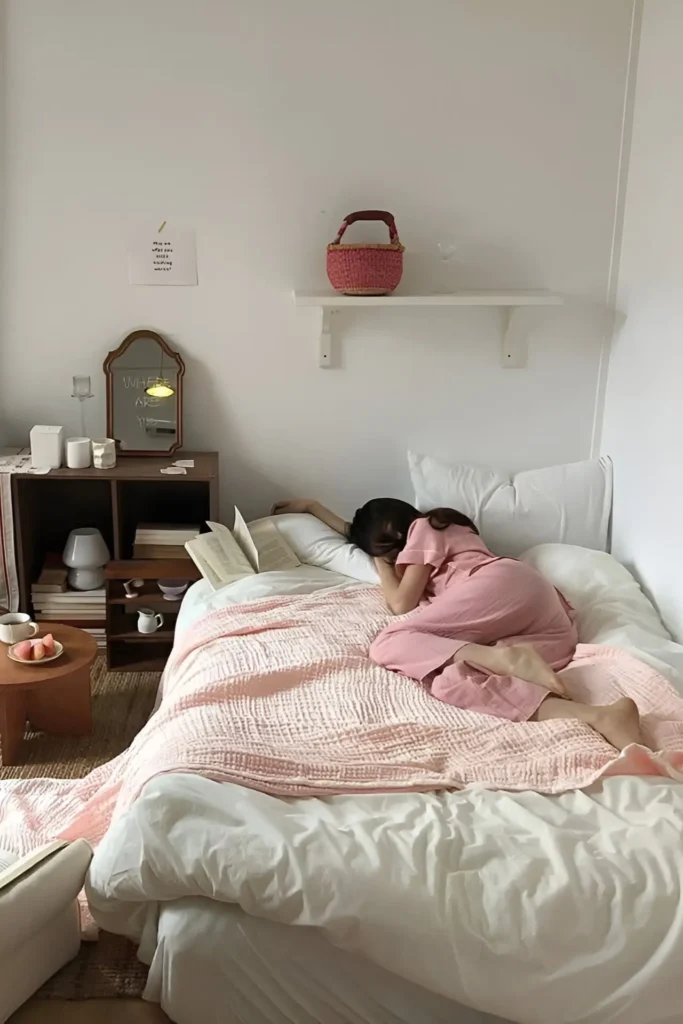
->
72, 375, 92, 398
66, 437, 91, 469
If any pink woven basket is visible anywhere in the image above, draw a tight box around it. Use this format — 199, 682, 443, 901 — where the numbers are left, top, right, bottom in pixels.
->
327, 210, 404, 295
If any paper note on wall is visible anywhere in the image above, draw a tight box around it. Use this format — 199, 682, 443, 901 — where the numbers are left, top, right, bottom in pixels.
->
128, 229, 198, 286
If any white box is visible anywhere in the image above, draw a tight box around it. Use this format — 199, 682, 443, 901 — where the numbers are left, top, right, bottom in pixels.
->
30, 425, 64, 469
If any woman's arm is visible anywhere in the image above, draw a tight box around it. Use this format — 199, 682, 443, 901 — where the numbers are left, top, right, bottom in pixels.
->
375, 558, 431, 615
271, 498, 348, 537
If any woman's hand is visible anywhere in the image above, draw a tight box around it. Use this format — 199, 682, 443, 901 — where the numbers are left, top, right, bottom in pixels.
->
375, 559, 431, 616
271, 498, 315, 515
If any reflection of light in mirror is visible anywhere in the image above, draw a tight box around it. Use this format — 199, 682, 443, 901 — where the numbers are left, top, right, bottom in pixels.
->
145, 379, 175, 398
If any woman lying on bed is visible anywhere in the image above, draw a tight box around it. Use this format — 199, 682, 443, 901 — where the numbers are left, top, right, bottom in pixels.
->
273, 497, 643, 751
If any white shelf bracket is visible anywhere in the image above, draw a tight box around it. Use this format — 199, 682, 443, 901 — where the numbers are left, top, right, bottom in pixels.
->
318, 307, 335, 368
501, 306, 543, 369
295, 292, 564, 369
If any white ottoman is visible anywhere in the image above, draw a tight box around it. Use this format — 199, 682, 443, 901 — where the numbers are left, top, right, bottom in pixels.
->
0, 839, 92, 1022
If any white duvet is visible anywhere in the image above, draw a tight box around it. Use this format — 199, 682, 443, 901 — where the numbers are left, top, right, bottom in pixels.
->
87, 546, 683, 1024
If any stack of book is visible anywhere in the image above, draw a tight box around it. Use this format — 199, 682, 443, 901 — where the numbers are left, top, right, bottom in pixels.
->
84, 626, 107, 650
32, 586, 106, 624
134, 523, 199, 560
31, 556, 106, 646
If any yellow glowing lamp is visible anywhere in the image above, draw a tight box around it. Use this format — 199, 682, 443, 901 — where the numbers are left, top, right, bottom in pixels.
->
145, 379, 175, 398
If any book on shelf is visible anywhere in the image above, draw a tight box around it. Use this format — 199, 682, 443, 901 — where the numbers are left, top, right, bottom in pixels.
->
32, 589, 105, 604
34, 607, 105, 615
34, 556, 68, 589
36, 613, 105, 621
133, 544, 192, 560
135, 523, 200, 543
33, 582, 68, 594
185, 509, 299, 590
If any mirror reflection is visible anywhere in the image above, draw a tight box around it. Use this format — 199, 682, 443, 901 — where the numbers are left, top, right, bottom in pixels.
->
105, 331, 184, 454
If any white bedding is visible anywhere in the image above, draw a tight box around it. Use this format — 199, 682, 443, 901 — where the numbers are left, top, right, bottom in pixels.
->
146, 897, 502, 1024
88, 548, 683, 1024
89, 772, 683, 1024
176, 565, 365, 637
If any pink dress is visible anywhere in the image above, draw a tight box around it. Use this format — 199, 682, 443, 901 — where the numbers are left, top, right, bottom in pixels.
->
369, 518, 578, 722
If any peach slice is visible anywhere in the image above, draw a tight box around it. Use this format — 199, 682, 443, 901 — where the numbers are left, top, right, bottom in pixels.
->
13, 640, 32, 661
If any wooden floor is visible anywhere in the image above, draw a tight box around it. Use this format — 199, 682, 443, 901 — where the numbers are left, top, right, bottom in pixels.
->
10, 1000, 169, 1023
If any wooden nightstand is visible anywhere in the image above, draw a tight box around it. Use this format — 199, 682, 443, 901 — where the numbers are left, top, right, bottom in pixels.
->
105, 559, 202, 671
11, 452, 218, 671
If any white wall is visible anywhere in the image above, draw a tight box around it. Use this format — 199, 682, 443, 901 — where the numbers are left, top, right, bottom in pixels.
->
0, 0, 634, 519
602, 0, 683, 640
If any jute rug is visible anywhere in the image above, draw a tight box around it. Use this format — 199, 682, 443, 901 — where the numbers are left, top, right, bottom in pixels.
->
0, 658, 161, 999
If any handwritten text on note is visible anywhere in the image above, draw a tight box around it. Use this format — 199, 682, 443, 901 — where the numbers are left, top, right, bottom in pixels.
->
128, 229, 198, 286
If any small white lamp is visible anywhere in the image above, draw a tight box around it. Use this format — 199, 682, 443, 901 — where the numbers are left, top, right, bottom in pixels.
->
63, 528, 110, 591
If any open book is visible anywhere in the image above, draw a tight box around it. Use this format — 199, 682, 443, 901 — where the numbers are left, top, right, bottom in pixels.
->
185, 509, 300, 589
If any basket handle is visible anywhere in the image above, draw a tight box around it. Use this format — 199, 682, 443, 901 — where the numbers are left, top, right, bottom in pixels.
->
332, 210, 400, 245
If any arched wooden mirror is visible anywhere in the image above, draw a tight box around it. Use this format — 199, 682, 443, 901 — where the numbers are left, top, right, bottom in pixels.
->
104, 330, 185, 455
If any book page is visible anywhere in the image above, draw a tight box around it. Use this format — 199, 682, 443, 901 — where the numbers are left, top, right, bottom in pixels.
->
0, 840, 70, 892
248, 519, 301, 573
183, 540, 224, 590
185, 523, 254, 588
232, 507, 260, 571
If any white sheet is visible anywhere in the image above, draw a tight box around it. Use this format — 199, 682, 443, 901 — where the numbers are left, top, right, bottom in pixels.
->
146, 898, 504, 1024
89, 552, 683, 1024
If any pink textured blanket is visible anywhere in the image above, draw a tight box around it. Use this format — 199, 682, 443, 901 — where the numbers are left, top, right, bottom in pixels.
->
1, 586, 683, 858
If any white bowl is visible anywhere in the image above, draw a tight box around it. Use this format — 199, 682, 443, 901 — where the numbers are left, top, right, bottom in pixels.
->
157, 579, 189, 601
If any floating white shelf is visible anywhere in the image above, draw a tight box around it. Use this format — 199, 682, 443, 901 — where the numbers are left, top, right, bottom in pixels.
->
293, 290, 565, 368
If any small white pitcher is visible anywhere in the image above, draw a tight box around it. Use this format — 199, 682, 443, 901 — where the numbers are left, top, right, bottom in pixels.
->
137, 608, 164, 634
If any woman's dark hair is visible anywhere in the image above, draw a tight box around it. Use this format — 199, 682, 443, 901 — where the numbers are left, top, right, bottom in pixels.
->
347, 498, 478, 561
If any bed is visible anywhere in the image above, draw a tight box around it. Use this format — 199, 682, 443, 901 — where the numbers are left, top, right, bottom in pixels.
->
85, 535, 683, 1024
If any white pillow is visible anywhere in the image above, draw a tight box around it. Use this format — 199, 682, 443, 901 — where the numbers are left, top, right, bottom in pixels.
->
249, 514, 378, 583
408, 452, 612, 557
522, 543, 683, 688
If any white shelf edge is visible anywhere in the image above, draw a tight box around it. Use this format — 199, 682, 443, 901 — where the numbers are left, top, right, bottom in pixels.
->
293, 289, 564, 308
292, 289, 565, 369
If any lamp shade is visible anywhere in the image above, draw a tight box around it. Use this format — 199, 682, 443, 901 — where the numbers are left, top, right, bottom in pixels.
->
63, 528, 110, 568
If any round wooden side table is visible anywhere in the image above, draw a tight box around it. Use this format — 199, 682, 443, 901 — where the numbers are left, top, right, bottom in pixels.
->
0, 623, 97, 766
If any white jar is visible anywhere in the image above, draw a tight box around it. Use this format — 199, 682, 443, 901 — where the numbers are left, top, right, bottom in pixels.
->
66, 436, 92, 469
30, 425, 64, 469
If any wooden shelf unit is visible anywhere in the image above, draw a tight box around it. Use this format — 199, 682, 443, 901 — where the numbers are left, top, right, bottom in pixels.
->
105, 558, 202, 671
11, 452, 217, 672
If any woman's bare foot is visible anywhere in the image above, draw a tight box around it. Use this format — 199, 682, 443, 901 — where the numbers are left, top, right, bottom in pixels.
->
457, 642, 567, 695
536, 695, 643, 751
502, 645, 567, 695
590, 697, 643, 751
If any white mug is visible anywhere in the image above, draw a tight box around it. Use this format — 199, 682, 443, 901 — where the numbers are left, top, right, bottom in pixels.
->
0, 612, 38, 644
137, 608, 164, 634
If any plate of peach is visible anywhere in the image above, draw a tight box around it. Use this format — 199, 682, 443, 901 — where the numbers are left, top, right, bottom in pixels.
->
8, 634, 64, 664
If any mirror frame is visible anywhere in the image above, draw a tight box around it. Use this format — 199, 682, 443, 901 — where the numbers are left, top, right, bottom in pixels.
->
103, 329, 185, 456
